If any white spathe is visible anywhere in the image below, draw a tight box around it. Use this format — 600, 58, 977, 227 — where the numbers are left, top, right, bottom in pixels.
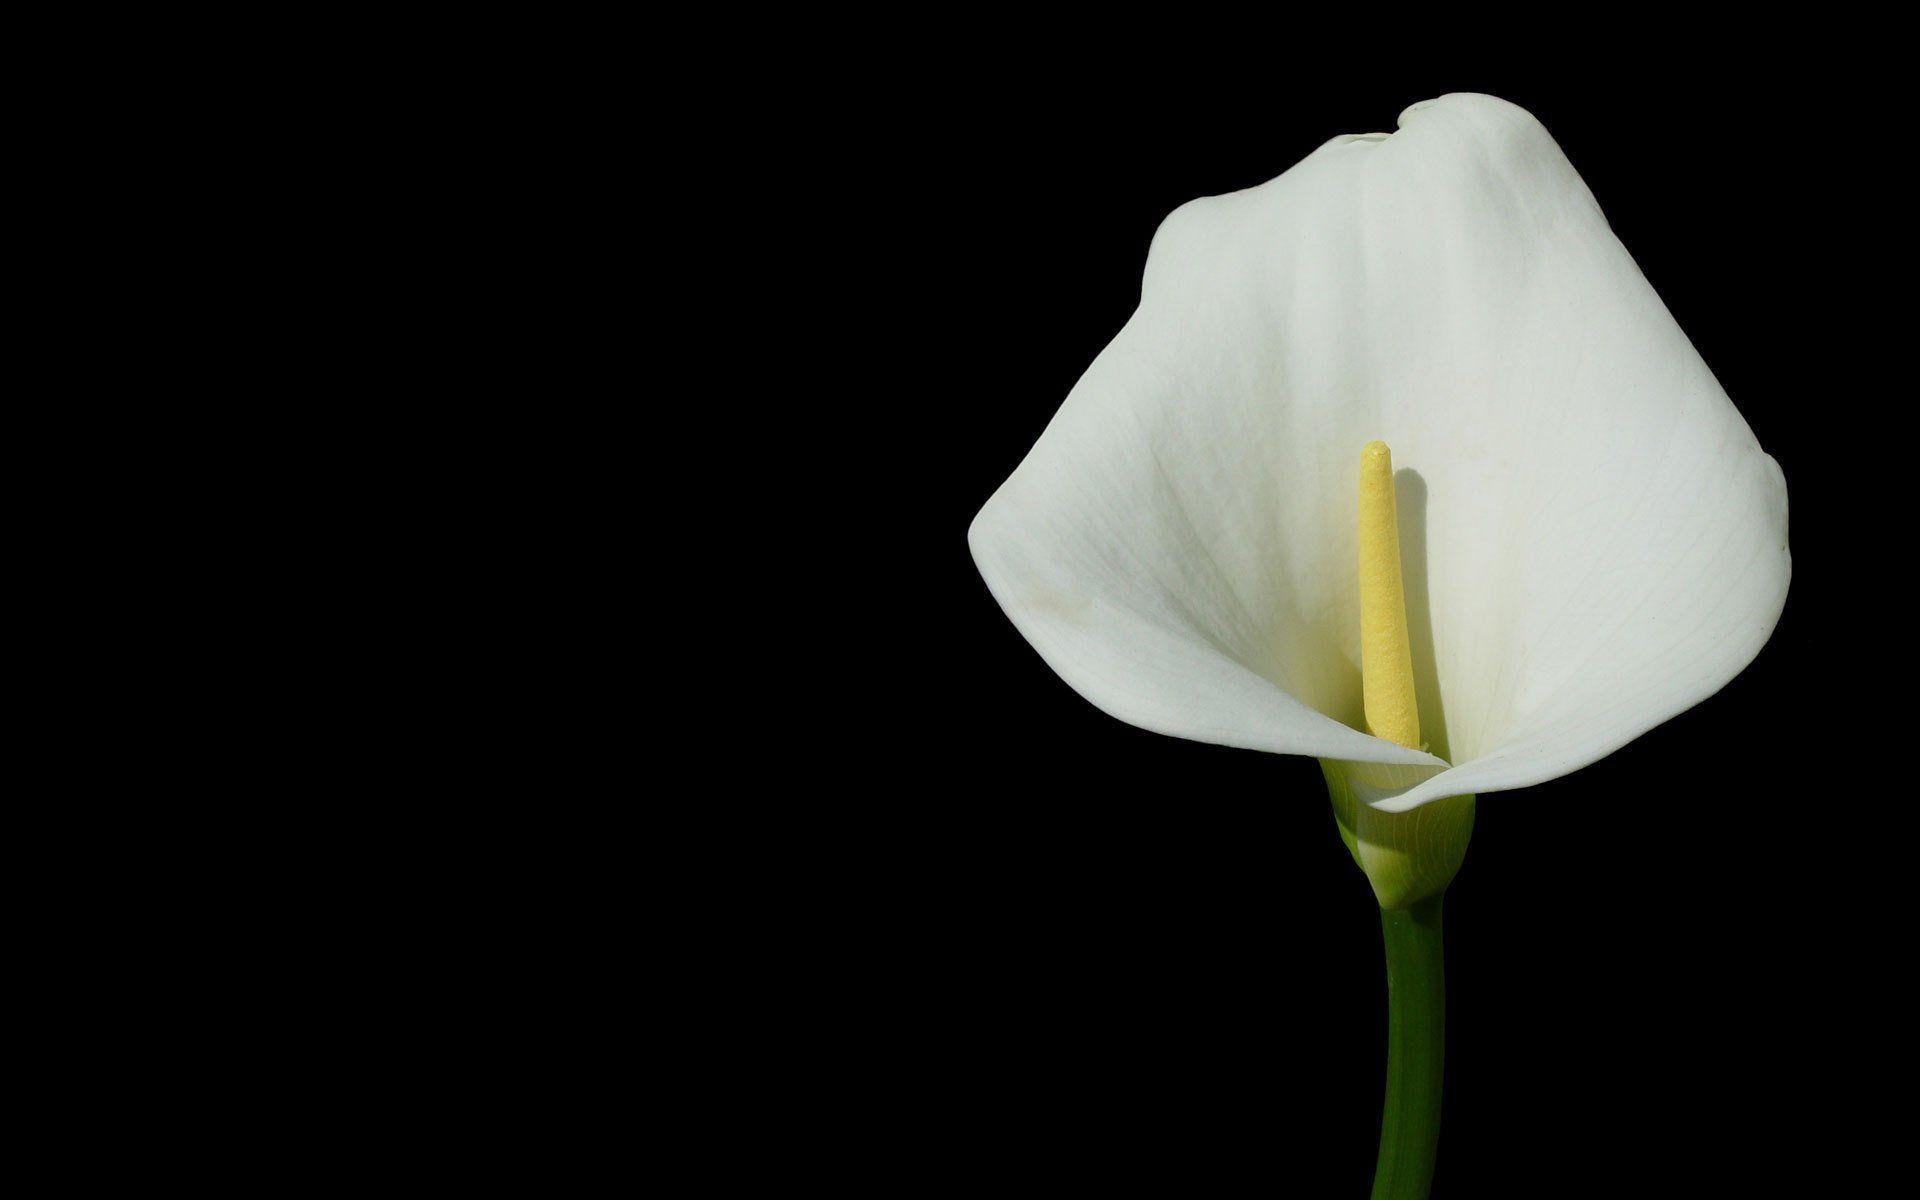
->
968, 94, 1789, 813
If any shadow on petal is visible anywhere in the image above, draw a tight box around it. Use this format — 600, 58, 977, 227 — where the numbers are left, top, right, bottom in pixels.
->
1396, 468, 1452, 764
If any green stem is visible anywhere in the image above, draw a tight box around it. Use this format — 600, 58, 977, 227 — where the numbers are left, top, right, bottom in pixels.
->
1371, 896, 1446, 1200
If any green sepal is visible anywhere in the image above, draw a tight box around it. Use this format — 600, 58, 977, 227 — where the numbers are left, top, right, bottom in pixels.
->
1321, 759, 1474, 911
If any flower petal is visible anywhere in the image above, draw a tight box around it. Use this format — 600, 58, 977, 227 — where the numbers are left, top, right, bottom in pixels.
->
970, 94, 1789, 804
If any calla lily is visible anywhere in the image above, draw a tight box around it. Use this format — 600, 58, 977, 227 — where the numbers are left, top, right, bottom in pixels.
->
969, 92, 1787, 820
967, 93, 1788, 1196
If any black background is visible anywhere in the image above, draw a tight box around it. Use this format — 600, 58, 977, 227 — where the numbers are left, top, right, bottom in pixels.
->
816, 71, 1892, 1196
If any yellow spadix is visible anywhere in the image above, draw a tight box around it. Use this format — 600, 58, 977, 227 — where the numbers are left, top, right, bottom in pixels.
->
1358, 441, 1420, 751
1326, 439, 1472, 912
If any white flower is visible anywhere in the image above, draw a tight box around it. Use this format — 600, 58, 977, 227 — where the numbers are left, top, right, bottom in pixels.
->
968, 94, 1788, 819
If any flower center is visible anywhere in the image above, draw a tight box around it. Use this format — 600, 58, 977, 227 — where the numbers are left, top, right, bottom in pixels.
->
1358, 441, 1421, 750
